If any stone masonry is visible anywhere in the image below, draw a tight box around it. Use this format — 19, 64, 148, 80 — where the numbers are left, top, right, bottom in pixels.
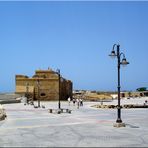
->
15, 68, 72, 101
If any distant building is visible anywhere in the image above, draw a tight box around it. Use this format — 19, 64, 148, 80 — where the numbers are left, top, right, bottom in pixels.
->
111, 94, 118, 99
15, 69, 72, 101
120, 91, 148, 98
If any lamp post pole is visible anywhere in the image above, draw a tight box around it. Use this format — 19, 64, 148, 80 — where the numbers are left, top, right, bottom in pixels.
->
26, 82, 29, 104
57, 69, 61, 109
117, 45, 122, 123
109, 44, 129, 127
37, 79, 40, 108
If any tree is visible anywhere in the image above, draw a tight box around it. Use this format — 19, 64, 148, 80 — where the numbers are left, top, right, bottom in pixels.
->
136, 87, 147, 91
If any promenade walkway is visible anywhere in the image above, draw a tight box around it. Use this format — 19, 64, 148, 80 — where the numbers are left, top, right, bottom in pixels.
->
0, 98, 148, 147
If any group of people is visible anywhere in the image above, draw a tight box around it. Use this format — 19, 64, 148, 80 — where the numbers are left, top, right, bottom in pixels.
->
68, 97, 83, 108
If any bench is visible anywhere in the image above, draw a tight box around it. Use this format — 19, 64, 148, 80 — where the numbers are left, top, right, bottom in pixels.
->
48, 108, 72, 114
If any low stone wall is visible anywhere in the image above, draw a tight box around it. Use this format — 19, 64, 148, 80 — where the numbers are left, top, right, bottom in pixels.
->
0, 93, 21, 104
0, 99, 20, 104
93, 104, 148, 109
0, 105, 7, 121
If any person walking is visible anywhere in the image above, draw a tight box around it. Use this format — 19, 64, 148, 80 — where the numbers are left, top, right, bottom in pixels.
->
80, 98, 83, 106
76, 98, 80, 109
72, 98, 76, 106
68, 97, 71, 106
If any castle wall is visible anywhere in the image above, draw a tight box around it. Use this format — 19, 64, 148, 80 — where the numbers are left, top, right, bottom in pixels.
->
15, 69, 72, 101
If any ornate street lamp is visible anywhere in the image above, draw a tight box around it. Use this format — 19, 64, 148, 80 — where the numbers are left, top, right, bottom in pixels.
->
109, 44, 129, 127
25, 82, 29, 104
56, 69, 61, 109
36, 78, 40, 108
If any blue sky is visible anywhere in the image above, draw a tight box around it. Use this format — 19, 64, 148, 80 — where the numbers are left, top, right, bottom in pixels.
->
0, 1, 148, 92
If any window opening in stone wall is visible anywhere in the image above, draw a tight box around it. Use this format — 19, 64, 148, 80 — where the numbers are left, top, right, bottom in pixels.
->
40, 93, 46, 97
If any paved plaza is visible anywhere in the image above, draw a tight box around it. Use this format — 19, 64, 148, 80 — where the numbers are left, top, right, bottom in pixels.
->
0, 97, 148, 147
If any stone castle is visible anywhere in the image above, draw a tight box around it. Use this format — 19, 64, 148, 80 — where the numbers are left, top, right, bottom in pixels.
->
15, 69, 72, 101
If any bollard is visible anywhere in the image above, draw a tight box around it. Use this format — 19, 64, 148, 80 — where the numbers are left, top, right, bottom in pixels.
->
66, 109, 69, 113
68, 110, 71, 114
57, 109, 61, 114
49, 109, 52, 113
